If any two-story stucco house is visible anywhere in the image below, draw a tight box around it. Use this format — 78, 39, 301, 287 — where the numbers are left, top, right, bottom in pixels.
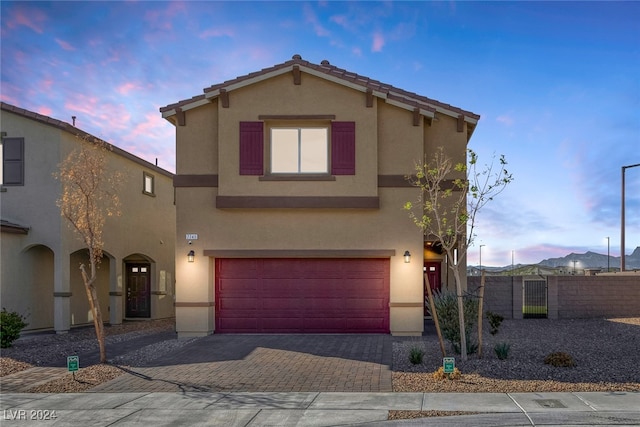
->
0, 102, 176, 333
161, 55, 479, 337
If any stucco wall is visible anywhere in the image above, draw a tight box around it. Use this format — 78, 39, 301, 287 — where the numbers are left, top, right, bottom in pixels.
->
171, 67, 474, 337
1, 108, 176, 331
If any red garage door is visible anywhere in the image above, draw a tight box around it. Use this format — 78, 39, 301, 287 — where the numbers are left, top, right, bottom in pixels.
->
215, 258, 390, 333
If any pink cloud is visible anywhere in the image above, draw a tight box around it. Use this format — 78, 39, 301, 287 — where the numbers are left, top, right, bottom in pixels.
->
0, 92, 21, 106
143, 1, 187, 33
330, 15, 349, 28
126, 113, 170, 141
36, 106, 53, 116
117, 82, 141, 95
371, 31, 385, 52
119, 113, 176, 171
64, 95, 130, 133
7, 7, 47, 34
37, 77, 54, 92
55, 38, 76, 51
199, 26, 235, 39
304, 4, 330, 37
496, 114, 514, 126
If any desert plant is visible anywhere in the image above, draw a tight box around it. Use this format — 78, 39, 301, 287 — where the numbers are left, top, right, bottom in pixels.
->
544, 351, 576, 367
433, 291, 479, 355
432, 366, 462, 380
408, 346, 425, 365
55, 137, 122, 363
494, 342, 511, 360
405, 148, 513, 359
0, 308, 28, 348
486, 311, 504, 335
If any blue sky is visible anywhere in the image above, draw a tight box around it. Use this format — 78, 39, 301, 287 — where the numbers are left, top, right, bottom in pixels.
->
1, 1, 639, 267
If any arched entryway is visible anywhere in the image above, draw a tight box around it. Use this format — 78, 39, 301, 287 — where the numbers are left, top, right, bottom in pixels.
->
69, 249, 111, 327
20, 245, 54, 330
123, 254, 154, 318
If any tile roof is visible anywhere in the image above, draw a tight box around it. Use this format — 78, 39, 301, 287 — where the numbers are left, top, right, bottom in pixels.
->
159, 54, 480, 126
1, 102, 173, 177
0, 219, 30, 234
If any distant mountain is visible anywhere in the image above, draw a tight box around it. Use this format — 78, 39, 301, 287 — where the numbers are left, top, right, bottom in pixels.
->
538, 246, 640, 270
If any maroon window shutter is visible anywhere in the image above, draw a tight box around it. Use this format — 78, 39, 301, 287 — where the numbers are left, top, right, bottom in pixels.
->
2, 137, 25, 185
239, 122, 263, 175
331, 121, 355, 175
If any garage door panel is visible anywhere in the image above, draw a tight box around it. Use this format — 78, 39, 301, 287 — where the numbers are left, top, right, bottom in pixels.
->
347, 318, 386, 330
218, 297, 259, 310
218, 259, 258, 276
261, 279, 305, 294
261, 318, 304, 331
217, 318, 258, 331
305, 298, 344, 310
218, 278, 259, 293
261, 297, 303, 310
341, 278, 386, 291
304, 318, 346, 331
215, 258, 389, 333
345, 297, 387, 310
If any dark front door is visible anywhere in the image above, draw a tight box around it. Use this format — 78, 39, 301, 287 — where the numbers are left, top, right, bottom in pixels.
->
424, 261, 442, 316
126, 263, 150, 318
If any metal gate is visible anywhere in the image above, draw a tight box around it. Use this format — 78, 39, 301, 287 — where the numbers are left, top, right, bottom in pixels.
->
523, 279, 547, 318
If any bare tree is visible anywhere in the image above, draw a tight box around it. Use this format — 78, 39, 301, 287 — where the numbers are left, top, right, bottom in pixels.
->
404, 147, 513, 360
55, 137, 121, 363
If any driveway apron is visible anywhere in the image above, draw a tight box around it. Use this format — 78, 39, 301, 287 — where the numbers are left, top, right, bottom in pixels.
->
90, 334, 393, 393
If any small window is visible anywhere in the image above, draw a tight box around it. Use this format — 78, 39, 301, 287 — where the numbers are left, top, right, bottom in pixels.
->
2, 137, 25, 186
143, 172, 155, 196
270, 127, 328, 174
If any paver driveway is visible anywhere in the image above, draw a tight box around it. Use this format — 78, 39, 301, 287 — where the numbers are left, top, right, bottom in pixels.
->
91, 334, 393, 393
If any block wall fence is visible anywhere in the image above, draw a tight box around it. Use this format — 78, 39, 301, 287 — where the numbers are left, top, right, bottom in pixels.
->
467, 275, 640, 319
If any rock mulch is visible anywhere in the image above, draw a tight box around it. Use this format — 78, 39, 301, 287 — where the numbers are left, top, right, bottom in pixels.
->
2, 317, 639, 395
392, 317, 640, 393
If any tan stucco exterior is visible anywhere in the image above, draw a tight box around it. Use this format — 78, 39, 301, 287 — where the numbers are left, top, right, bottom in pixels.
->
164, 56, 479, 337
0, 104, 176, 332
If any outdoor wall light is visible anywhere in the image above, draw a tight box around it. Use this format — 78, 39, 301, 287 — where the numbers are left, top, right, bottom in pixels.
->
187, 250, 195, 263
404, 250, 411, 263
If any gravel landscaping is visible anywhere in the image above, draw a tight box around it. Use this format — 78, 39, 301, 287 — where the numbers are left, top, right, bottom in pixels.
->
1, 317, 639, 394
393, 317, 640, 392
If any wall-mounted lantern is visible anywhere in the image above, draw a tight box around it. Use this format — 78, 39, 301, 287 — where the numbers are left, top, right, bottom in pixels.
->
403, 250, 411, 263
187, 250, 195, 263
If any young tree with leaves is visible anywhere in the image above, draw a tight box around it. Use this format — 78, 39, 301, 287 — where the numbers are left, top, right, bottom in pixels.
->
404, 147, 513, 360
55, 137, 121, 363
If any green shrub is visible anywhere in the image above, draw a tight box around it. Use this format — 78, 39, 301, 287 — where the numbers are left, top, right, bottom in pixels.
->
486, 310, 504, 335
494, 342, 511, 360
0, 308, 28, 348
408, 346, 425, 365
433, 291, 479, 355
544, 351, 576, 367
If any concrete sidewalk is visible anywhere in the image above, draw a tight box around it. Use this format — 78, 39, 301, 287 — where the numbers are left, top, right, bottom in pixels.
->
1, 391, 639, 426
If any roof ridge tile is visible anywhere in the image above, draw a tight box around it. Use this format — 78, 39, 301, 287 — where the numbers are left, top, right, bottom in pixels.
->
160, 56, 480, 120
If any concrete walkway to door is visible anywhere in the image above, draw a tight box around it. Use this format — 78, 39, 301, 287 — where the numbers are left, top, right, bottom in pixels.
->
90, 334, 393, 393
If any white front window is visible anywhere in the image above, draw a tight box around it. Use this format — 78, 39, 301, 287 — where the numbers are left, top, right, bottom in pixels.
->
271, 127, 328, 174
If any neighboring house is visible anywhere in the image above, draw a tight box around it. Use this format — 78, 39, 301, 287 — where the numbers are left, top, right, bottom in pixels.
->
0, 102, 176, 333
160, 55, 479, 337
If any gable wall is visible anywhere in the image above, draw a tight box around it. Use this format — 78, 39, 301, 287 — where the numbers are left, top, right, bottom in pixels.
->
176, 101, 218, 174
217, 72, 378, 197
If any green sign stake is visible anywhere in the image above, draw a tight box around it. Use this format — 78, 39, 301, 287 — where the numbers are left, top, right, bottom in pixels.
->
67, 356, 79, 372
443, 357, 455, 374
